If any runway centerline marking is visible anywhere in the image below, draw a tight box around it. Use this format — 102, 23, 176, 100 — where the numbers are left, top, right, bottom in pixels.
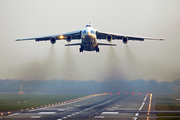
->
8, 113, 19, 116
144, 94, 148, 101
133, 94, 148, 120
138, 102, 145, 110
61, 96, 119, 120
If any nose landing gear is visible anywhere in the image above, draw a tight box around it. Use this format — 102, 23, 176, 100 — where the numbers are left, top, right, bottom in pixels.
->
79, 48, 83, 53
95, 45, 99, 52
79, 45, 83, 53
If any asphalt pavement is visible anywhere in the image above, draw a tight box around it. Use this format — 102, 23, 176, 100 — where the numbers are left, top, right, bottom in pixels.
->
1, 94, 180, 120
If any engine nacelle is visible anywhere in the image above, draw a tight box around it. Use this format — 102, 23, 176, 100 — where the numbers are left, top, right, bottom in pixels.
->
66, 35, 72, 42
122, 37, 128, 44
50, 37, 56, 44
106, 35, 112, 42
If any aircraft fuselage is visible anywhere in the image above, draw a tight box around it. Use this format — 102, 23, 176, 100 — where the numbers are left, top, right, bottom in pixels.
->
80, 25, 98, 52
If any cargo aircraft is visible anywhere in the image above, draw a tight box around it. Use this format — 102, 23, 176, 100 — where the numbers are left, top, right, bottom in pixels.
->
16, 21, 164, 52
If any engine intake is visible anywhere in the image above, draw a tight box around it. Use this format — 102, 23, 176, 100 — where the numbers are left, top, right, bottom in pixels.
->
50, 37, 56, 44
122, 37, 128, 44
66, 35, 72, 42
106, 35, 112, 42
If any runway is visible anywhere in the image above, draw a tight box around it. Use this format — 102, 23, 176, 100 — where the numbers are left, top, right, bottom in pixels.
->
1, 94, 180, 120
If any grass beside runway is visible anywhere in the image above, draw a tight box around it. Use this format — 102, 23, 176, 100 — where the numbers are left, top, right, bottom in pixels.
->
155, 94, 179, 101
155, 94, 180, 119
158, 118, 180, 120
0, 94, 88, 111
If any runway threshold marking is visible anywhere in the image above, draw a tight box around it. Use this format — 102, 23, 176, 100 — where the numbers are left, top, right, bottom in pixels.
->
95, 116, 105, 118
57, 109, 66, 111
38, 112, 56, 114
31, 116, 41, 118
8, 113, 19, 116
101, 112, 118, 114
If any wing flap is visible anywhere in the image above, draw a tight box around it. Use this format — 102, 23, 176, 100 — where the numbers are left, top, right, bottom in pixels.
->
98, 43, 117, 46
65, 43, 81, 46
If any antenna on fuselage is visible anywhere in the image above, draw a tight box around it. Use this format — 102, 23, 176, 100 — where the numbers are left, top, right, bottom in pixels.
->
89, 19, 92, 26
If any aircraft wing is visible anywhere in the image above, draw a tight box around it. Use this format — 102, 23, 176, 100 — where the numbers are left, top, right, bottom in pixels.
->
16, 30, 82, 41
98, 43, 117, 46
96, 31, 164, 41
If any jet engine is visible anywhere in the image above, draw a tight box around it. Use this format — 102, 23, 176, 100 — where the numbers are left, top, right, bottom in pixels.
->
106, 35, 112, 42
122, 37, 128, 44
50, 37, 56, 44
66, 35, 72, 42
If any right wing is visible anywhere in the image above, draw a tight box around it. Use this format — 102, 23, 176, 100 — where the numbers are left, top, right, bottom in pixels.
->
16, 30, 82, 41
98, 43, 117, 46
97, 31, 164, 41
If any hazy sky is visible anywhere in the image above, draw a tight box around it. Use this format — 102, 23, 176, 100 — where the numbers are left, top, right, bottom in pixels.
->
0, 0, 180, 82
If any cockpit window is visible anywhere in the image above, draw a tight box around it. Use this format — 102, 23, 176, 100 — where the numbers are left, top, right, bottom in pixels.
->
83, 30, 86, 34
91, 30, 95, 34
85, 25, 91, 27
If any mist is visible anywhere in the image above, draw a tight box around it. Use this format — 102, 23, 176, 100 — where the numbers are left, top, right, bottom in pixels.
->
0, 79, 177, 94
0, 0, 180, 82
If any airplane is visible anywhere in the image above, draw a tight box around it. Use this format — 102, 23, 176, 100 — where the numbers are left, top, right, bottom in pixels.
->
16, 20, 164, 52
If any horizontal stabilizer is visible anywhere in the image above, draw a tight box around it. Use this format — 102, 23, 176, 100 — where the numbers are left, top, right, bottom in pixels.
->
65, 43, 81, 46
98, 43, 117, 46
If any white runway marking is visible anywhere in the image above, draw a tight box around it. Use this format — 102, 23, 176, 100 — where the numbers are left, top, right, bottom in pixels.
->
31, 116, 41, 118
95, 116, 105, 118
133, 95, 147, 120
29, 95, 97, 112
115, 105, 122, 107
67, 115, 71, 117
133, 117, 137, 120
101, 112, 118, 114
138, 102, 145, 110
135, 113, 139, 116
57, 109, 66, 111
8, 113, 19, 116
144, 94, 148, 101
63, 117, 67, 119
38, 112, 56, 114
112, 107, 118, 109
74, 105, 81, 107
57, 119, 62, 120
67, 107, 74, 109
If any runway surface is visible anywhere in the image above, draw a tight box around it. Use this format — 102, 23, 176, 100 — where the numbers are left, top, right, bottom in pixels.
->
1, 94, 180, 120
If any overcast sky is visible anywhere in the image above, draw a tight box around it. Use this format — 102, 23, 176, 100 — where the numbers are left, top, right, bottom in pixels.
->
0, 0, 180, 82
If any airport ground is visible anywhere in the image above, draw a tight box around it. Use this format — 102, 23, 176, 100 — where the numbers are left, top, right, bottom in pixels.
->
0, 93, 180, 120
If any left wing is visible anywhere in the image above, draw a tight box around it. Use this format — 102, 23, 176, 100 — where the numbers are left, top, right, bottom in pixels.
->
16, 30, 82, 41
97, 31, 164, 41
